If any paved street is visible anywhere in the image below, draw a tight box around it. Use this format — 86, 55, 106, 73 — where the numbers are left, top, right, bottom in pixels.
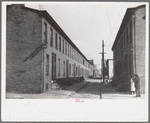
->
6, 79, 145, 99
66, 80, 145, 99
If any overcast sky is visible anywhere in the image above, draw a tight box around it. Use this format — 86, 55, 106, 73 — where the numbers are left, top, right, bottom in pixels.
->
6, 2, 146, 70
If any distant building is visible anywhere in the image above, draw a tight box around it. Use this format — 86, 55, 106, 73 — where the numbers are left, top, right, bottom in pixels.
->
88, 60, 94, 65
106, 59, 113, 78
88, 60, 98, 77
6, 4, 94, 93
101, 59, 108, 78
112, 5, 146, 93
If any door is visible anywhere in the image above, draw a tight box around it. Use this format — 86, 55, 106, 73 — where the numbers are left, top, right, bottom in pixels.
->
52, 53, 56, 79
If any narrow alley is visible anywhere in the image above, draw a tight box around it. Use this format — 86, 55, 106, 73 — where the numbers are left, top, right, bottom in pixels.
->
6, 79, 144, 99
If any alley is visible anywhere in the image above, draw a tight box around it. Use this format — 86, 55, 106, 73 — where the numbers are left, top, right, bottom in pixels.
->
67, 80, 140, 99
6, 79, 145, 99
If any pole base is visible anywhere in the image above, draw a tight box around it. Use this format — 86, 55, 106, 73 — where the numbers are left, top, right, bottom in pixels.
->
100, 95, 102, 99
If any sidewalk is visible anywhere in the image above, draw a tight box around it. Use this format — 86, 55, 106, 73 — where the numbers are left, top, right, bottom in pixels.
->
102, 84, 145, 99
6, 82, 89, 99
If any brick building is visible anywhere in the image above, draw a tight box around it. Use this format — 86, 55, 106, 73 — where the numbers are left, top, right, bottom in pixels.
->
6, 4, 94, 93
112, 5, 146, 93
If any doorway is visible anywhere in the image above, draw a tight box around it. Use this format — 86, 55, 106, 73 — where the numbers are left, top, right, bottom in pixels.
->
52, 53, 56, 79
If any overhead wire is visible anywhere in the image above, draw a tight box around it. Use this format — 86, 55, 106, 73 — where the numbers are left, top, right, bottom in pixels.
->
105, 5, 125, 44
85, 5, 125, 58
105, 4, 111, 30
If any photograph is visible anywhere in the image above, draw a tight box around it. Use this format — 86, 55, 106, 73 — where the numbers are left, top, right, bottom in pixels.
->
2, 1, 149, 121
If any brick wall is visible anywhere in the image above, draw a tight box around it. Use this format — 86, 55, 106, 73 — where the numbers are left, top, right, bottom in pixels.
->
6, 4, 43, 93
135, 6, 146, 94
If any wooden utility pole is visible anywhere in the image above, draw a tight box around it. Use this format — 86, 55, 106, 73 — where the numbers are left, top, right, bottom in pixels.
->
102, 40, 105, 83
99, 40, 106, 99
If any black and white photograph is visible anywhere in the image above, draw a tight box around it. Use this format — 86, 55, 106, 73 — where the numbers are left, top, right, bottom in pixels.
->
1, 1, 149, 121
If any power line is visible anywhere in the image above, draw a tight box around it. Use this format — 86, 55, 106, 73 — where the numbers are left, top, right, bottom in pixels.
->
105, 5, 125, 44
86, 47, 100, 56
105, 5, 111, 30
77, 5, 125, 58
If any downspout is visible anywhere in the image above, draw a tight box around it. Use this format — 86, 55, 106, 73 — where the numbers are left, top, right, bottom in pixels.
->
39, 12, 44, 93
42, 48, 44, 92
133, 12, 137, 77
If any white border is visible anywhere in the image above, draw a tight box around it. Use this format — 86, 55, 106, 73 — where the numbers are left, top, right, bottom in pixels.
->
1, 2, 149, 121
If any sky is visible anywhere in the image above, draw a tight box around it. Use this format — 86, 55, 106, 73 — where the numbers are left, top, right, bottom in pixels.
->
6, 2, 146, 70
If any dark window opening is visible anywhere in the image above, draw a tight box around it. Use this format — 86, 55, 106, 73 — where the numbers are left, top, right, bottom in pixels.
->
50, 28, 53, 46
62, 40, 64, 53
55, 33, 58, 50
59, 37, 61, 52
46, 54, 49, 76
44, 23, 47, 43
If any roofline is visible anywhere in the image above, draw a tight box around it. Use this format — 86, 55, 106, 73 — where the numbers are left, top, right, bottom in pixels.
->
111, 4, 146, 51
7, 4, 93, 65
41, 11, 92, 64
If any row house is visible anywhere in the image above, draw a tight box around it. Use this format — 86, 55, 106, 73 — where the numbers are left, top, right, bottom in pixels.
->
112, 5, 146, 93
6, 4, 94, 93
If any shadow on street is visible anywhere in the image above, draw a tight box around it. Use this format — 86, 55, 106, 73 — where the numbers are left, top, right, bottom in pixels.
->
60, 79, 130, 97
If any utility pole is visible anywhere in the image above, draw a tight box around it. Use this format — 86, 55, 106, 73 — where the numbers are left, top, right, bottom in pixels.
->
99, 40, 106, 99
102, 40, 105, 83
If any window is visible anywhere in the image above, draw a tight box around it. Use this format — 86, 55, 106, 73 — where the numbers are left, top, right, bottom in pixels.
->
130, 21, 132, 41
58, 59, 60, 76
70, 47, 71, 58
52, 53, 56, 79
74, 63, 76, 76
69, 64, 71, 76
72, 48, 73, 58
44, 23, 47, 42
46, 55, 49, 76
76, 66, 78, 75
74, 50, 76, 60
78, 65, 80, 76
72, 49, 74, 59
62, 39, 64, 53
126, 27, 128, 45
83, 59, 84, 65
65, 42, 67, 55
63, 61, 65, 77
68, 44, 69, 57
59, 37, 61, 52
128, 24, 130, 42
50, 28, 53, 46
55, 33, 58, 50
72, 64, 74, 76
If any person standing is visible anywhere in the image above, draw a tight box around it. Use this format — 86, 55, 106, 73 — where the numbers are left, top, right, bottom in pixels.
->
134, 74, 141, 97
130, 77, 135, 95
104, 76, 109, 85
